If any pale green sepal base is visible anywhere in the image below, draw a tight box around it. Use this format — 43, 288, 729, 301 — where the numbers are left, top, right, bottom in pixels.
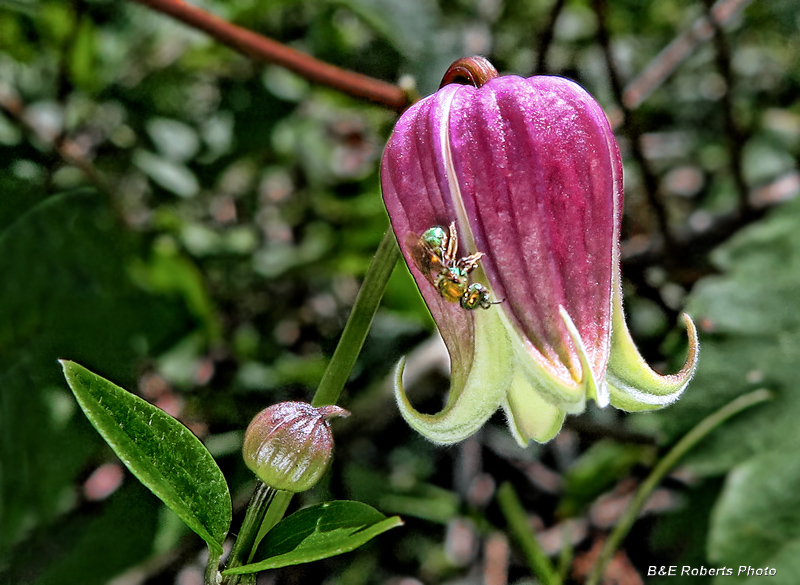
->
393, 309, 512, 444
502, 371, 567, 446
607, 306, 699, 411
500, 309, 586, 414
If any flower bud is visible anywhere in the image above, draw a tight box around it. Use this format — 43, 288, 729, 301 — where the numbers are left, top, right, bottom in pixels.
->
242, 401, 349, 492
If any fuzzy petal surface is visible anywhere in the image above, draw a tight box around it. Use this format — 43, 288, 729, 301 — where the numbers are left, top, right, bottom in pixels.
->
447, 76, 620, 388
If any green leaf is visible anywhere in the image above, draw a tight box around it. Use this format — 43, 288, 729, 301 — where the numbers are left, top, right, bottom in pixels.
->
640, 196, 800, 475
60, 360, 231, 555
68, 16, 100, 93
133, 149, 199, 198
223, 501, 403, 574
337, 0, 459, 93
634, 196, 800, 580
708, 450, 800, 568
341, 0, 437, 59
735, 539, 800, 585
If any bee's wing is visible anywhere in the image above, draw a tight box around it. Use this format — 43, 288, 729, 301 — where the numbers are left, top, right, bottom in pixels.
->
404, 232, 442, 281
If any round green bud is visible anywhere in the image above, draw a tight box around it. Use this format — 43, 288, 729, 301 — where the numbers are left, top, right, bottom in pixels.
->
242, 401, 349, 492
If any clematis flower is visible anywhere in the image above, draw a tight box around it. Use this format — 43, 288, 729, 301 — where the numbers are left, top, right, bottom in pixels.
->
380, 57, 698, 446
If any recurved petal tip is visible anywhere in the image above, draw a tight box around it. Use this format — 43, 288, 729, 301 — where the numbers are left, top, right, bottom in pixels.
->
607, 309, 699, 412
393, 357, 495, 444
392, 307, 514, 445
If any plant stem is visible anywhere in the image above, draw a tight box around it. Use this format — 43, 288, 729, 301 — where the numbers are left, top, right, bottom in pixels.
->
222, 482, 276, 585
497, 482, 561, 585
312, 228, 400, 407
586, 389, 772, 585
252, 490, 293, 554
126, 0, 408, 111
556, 522, 574, 583
205, 548, 223, 585
223, 229, 400, 575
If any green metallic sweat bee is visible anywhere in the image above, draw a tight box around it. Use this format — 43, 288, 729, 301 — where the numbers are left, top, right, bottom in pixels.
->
406, 222, 499, 310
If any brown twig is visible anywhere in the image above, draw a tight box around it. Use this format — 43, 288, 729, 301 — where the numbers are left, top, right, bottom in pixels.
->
622, 171, 800, 279
702, 0, 751, 216
591, 0, 674, 252
622, 0, 754, 110
535, 0, 568, 74
126, 0, 409, 112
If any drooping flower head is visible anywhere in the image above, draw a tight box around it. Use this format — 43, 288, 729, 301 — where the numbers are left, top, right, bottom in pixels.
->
380, 57, 698, 446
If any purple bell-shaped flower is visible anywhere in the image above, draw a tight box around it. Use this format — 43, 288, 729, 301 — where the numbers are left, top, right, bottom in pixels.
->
380, 57, 698, 445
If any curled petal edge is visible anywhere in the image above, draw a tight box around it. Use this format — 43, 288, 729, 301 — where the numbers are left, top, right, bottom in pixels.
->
607, 300, 699, 411
393, 309, 512, 445
393, 302, 605, 446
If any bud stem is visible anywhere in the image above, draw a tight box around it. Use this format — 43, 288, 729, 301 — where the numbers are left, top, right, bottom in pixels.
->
312, 227, 400, 407
252, 490, 293, 552
222, 231, 398, 581
220, 482, 277, 585
205, 549, 223, 585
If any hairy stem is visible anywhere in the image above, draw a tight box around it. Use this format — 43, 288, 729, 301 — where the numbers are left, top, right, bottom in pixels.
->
222, 483, 276, 584
223, 230, 399, 573
205, 548, 223, 585
312, 228, 400, 407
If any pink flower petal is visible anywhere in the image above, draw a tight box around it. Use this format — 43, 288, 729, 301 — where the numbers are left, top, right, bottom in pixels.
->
447, 75, 620, 384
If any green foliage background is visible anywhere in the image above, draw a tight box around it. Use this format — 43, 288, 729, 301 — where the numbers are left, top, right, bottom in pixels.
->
1, 0, 800, 583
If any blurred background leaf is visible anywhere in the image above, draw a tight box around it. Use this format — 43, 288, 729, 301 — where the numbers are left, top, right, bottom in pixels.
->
0, 191, 191, 564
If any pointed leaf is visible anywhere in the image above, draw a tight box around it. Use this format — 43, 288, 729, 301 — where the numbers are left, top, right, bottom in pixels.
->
223, 501, 403, 574
60, 360, 231, 555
